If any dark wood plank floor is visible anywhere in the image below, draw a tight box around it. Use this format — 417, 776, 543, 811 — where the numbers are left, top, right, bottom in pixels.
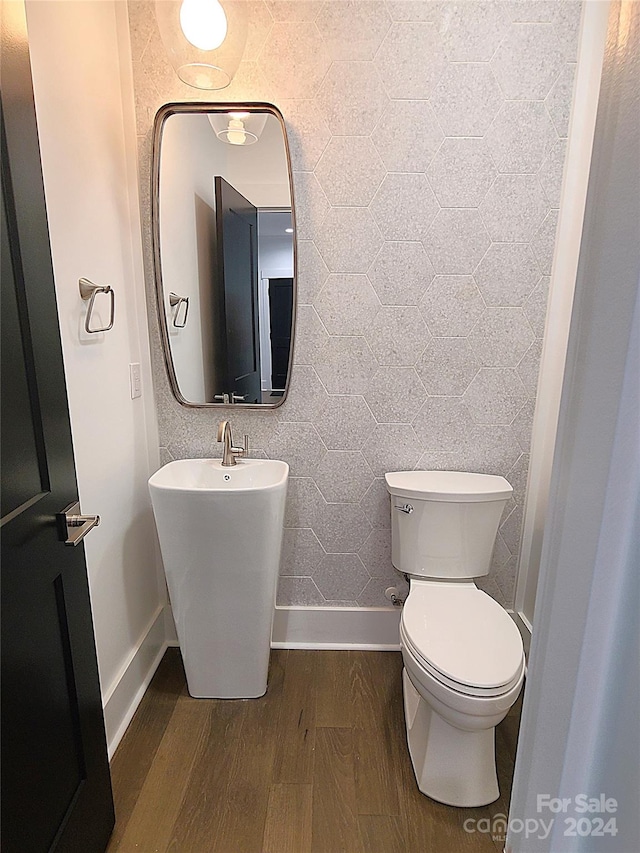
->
107, 649, 522, 852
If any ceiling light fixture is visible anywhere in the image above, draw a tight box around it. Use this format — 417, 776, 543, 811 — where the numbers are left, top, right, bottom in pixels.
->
208, 112, 268, 146
155, 0, 247, 90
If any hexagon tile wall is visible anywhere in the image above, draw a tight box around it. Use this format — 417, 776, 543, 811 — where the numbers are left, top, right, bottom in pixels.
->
129, 0, 581, 609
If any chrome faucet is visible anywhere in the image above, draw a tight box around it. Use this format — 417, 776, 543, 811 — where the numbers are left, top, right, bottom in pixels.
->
217, 420, 249, 467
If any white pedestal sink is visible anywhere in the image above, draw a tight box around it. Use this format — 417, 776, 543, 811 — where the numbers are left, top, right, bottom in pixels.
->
149, 458, 288, 698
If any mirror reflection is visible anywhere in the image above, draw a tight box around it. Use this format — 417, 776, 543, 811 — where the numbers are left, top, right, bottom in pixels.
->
153, 104, 295, 406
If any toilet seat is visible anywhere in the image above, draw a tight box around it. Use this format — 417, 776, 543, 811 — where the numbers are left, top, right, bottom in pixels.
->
401, 581, 524, 697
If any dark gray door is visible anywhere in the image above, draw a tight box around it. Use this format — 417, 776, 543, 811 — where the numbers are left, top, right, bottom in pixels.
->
214, 176, 261, 403
268, 277, 293, 391
1, 3, 114, 851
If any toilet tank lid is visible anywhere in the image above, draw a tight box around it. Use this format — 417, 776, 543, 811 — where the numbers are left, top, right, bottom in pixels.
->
385, 471, 513, 502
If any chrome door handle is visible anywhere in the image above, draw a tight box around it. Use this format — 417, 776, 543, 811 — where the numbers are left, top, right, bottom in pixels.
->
57, 501, 101, 546
395, 503, 414, 514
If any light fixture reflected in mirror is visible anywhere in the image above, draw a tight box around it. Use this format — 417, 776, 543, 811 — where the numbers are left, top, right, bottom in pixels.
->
208, 112, 269, 145
155, 0, 247, 90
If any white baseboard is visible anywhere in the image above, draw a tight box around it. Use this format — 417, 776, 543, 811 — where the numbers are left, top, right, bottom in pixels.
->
271, 606, 401, 650
102, 606, 168, 759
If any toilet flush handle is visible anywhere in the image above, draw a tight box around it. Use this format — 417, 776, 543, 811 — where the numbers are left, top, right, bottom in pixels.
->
396, 503, 414, 514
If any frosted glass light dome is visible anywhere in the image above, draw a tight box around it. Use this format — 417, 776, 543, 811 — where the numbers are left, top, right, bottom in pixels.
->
155, 0, 247, 90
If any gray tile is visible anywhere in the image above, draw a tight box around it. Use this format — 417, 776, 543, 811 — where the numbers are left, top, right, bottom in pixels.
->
364, 367, 427, 423
313, 503, 372, 552
315, 336, 378, 395
280, 527, 325, 576
455, 423, 523, 475
315, 207, 382, 273
265, 422, 326, 476
372, 100, 443, 173
297, 240, 329, 304
386, 1, 441, 22
318, 60, 388, 135
265, 1, 322, 22
479, 174, 548, 242
516, 338, 543, 395
524, 276, 550, 338
314, 553, 370, 600
359, 528, 395, 578
538, 139, 567, 208
314, 136, 385, 207
128, 1, 155, 62
222, 61, 277, 103
314, 451, 374, 503
416, 337, 480, 395
468, 307, 535, 367
284, 476, 326, 528
549, 1, 582, 62
315, 0, 391, 60
499, 504, 524, 555
494, 558, 517, 609
474, 243, 541, 307
368, 242, 435, 306
545, 63, 577, 138
362, 423, 425, 477
440, 1, 509, 61
159, 447, 174, 466
281, 98, 332, 172
512, 397, 535, 452
420, 275, 486, 337
366, 306, 430, 366
475, 574, 504, 607
292, 171, 330, 240
360, 478, 392, 529
485, 101, 557, 174
315, 395, 376, 450
370, 174, 439, 243
463, 368, 528, 424
294, 305, 330, 364
277, 576, 325, 606
431, 63, 503, 137
245, 1, 275, 61
412, 397, 474, 452
377, 22, 446, 98
427, 138, 496, 208
258, 21, 331, 98
532, 209, 559, 275
424, 209, 491, 275
278, 365, 328, 422
507, 451, 531, 507
492, 532, 512, 568
491, 22, 564, 100
314, 274, 381, 336
358, 576, 409, 607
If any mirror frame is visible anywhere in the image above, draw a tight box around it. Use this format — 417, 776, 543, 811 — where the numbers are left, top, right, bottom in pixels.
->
151, 102, 297, 409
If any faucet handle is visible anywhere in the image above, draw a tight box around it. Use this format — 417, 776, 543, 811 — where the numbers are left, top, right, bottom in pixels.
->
232, 434, 249, 458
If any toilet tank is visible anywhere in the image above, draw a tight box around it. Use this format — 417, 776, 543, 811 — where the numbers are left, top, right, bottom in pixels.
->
385, 471, 513, 579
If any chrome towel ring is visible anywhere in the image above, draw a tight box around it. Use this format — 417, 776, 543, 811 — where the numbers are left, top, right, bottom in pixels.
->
169, 292, 189, 328
79, 278, 115, 333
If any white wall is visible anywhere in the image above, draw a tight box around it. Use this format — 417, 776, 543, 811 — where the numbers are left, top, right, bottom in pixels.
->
25, 0, 164, 755
508, 2, 640, 849
514, 0, 610, 634
160, 113, 220, 402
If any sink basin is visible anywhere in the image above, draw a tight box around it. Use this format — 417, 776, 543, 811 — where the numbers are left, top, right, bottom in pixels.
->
149, 457, 289, 699
149, 457, 288, 492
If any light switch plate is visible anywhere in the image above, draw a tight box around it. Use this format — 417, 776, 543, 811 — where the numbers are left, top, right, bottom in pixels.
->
129, 363, 142, 399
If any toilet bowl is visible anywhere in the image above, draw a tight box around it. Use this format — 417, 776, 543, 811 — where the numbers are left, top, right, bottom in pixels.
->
385, 471, 525, 808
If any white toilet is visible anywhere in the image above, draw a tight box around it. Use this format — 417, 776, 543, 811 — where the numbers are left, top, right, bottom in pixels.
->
385, 470, 525, 808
